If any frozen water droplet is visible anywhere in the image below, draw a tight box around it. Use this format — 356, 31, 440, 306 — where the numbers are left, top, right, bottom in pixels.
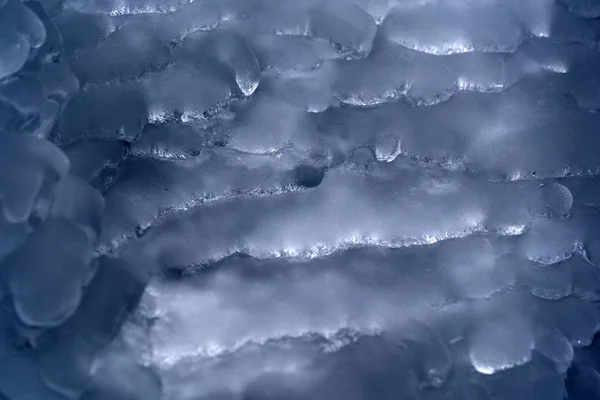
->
519, 219, 577, 265
236, 70, 260, 97
540, 182, 573, 218
534, 327, 573, 373
374, 131, 401, 162
1, 166, 44, 224
469, 315, 534, 375
518, 259, 573, 300
194, 31, 261, 96
4, 219, 93, 327
19, 4, 47, 49
51, 175, 105, 241
0, 30, 29, 80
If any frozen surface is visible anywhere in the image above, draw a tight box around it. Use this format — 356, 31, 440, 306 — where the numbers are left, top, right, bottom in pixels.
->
2, 0, 600, 398
0, 0, 149, 399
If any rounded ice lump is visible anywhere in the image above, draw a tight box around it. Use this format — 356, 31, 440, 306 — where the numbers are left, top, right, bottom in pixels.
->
0, 0, 154, 399
4, 0, 600, 399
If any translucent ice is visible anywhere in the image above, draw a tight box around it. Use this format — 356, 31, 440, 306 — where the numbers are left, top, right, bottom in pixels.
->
4, 0, 600, 398
0, 1, 150, 399
72, 23, 172, 84
3, 218, 93, 327
0, 30, 29, 80
176, 29, 260, 96
561, 0, 600, 18
469, 314, 535, 375
309, 2, 376, 59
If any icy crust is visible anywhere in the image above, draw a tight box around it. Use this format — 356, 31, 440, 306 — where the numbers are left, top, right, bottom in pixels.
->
0, 0, 79, 139
0, 136, 155, 400
25, 0, 600, 398
0, 1, 156, 400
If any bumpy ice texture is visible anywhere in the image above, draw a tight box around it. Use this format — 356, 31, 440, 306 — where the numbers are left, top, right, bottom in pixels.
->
3, 0, 600, 398
0, 0, 154, 399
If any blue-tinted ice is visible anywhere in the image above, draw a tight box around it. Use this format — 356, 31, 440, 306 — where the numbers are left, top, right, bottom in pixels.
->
2, 0, 600, 398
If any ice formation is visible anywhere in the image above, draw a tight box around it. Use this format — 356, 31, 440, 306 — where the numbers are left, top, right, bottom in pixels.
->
2, 0, 600, 398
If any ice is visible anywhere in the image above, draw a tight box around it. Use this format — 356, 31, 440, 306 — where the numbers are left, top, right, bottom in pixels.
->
0, 75, 46, 125
0, 216, 30, 264
61, 257, 147, 349
62, 0, 187, 16
380, 3, 524, 55
0, 164, 44, 224
143, 0, 221, 41
0, 133, 69, 223
227, 91, 311, 153
62, 138, 128, 182
51, 175, 105, 239
27, 1, 63, 63
537, 296, 600, 346
265, 65, 336, 113
382, 0, 558, 49
518, 218, 579, 265
568, 366, 600, 400
0, 352, 68, 400
57, 84, 147, 143
420, 385, 490, 400
2, 218, 93, 327
374, 130, 401, 163
0, 0, 150, 399
319, 79, 600, 179
250, 34, 338, 74
0, 31, 29, 80
175, 29, 260, 96
130, 122, 210, 159
0, 0, 46, 53
84, 0, 224, 48
571, 256, 600, 301
469, 314, 535, 375
395, 321, 452, 387
439, 237, 516, 299
54, 11, 113, 57
539, 182, 573, 218
81, 352, 162, 400
114, 160, 524, 267
517, 258, 573, 300
36, 337, 97, 398
482, 360, 566, 400
72, 23, 171, 84
99, 147, 303, 247
3, 0, 600, 398
308, 2, 376, 59
142, 246, 454, 367
561, 0, 600, 18
533, 327, 573, 373
142, 62, 232, 121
